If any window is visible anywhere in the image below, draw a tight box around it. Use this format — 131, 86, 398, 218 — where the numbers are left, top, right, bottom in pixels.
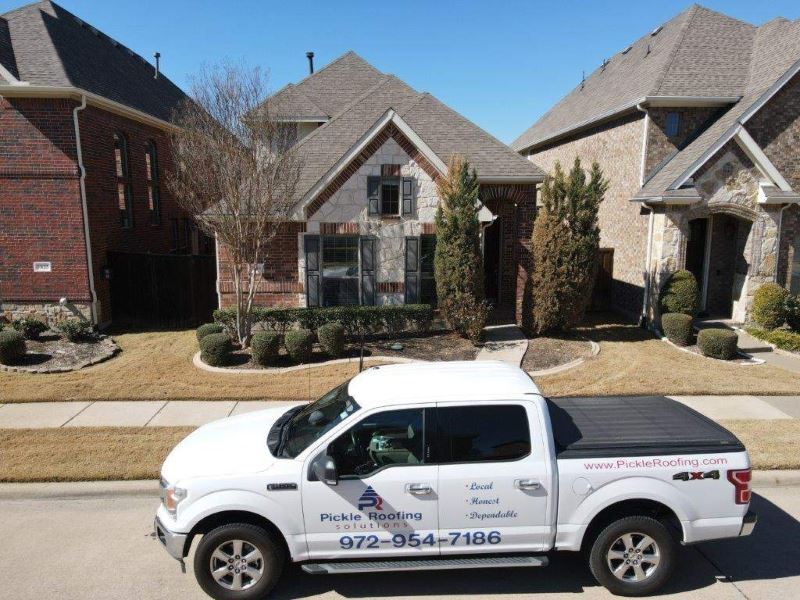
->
436, 405, 531, 463
145, 140, 161, 225
665, 112, 681, 138
381, 177, 400, 215
114, 133, 133, 228
322, 236, 359, 306
368, 168, 414, 217
329, 409, 425, 478
420, 235, 437, 306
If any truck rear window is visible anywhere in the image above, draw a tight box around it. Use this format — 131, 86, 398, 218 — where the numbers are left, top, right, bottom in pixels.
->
436, 405, 531, 463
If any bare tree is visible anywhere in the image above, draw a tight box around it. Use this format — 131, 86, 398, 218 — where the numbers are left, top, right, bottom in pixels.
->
168, 62, 303, 346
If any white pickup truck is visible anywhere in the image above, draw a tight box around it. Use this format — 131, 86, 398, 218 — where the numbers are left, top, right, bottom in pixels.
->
154, 361, 756, 599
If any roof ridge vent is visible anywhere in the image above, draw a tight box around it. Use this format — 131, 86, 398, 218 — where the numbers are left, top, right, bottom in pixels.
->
621, 45, 632, 55
650, 25, 663, 36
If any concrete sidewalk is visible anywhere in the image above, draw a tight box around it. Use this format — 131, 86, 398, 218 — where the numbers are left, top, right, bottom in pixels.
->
476, 324, 528, 365
0, 395, 795, 428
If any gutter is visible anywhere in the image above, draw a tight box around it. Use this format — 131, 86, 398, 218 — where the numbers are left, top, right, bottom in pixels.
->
73, 94, 98, 325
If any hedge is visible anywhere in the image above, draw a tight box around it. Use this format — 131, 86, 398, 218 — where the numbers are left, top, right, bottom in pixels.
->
251, 331, 280, 366
745, 327, 800, 353
12, 317, 49, 340
783, 294, 800, 332
752, 283, 788, 330
196, 322, 224, 342
697, 329, 738, 360
213, 304, 434, 338
200, 332, 233, 367
0, 329, 26, 365
318, 323, 346, 358
285, 329, 314, 363
659, 270, 699, 316
661, 313, 693, 346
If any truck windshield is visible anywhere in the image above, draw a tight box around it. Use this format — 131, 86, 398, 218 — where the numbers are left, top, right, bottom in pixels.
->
280, 382, 360, 458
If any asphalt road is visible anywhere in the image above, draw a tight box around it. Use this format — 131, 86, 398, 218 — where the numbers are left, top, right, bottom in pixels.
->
1, 483, 799, 600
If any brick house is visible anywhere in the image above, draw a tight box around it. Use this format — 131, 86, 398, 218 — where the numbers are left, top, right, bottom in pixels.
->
514, 4, 800, 324
0, 0, 200, 327
216, 52, 544, 324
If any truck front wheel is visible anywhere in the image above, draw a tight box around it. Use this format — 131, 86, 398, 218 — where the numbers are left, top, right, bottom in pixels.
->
194, 523, 285, 600
589, 515, 676, 596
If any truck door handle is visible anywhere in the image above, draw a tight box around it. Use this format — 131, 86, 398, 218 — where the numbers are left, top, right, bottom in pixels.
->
515, 479, 541, 491
405, 483, 432, 496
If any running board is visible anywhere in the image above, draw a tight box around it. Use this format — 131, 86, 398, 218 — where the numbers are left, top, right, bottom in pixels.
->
302, 555, 548, 574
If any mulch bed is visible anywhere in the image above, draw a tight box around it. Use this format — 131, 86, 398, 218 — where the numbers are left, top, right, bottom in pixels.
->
1, 333, 119, 373
220, 331, 477, 370
522, 334, 593, 372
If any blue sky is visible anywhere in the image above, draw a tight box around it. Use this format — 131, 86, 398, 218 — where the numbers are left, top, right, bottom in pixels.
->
3, 1, 800, 143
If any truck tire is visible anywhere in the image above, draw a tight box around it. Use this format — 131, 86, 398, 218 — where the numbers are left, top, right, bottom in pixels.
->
194, 522, 285, 600
588, 515, 676, 597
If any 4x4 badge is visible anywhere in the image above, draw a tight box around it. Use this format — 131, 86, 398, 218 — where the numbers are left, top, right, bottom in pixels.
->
673, 470, 720, 481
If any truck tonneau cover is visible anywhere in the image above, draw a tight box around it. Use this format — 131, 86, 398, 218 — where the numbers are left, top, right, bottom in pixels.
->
546, 396, 745, 459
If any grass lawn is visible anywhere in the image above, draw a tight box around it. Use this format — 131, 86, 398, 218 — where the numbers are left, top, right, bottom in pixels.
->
0, 330, 378, 403
536, 316, 800, 397
2, 420, 797, 482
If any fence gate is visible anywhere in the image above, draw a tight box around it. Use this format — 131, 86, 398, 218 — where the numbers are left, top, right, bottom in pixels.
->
590, 248, 614, 311
108, 252, 216, 329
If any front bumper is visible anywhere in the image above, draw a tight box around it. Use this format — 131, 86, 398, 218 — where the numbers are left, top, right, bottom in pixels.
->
154, 517, 189, 560
739, 510, 757, 537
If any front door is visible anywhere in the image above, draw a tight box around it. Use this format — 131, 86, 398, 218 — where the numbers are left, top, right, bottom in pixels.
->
301, 407, 439, 558
436, 402, 553, 554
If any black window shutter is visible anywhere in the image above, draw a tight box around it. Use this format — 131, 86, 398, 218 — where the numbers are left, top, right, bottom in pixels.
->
367, 176, 380, 216
360, 237, 376, 305
402, 178, 414, 215
405, 236, 420, 304
305, 235, 321, 307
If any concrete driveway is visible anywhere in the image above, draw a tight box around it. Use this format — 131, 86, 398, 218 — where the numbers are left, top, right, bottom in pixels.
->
1, 483, 798, 599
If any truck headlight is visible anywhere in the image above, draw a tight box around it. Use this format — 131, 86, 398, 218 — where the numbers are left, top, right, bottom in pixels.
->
160, 478, 187, 517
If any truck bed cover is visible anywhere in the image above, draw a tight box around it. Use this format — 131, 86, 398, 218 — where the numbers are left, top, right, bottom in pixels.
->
546, 396, 745, 459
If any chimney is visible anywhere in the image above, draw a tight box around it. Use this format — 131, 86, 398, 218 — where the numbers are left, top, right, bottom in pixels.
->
153, 51, 161, 79
306, 51, 315, 74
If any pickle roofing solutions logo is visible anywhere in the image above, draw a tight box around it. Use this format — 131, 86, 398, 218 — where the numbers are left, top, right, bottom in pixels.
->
358, 486, 383, 511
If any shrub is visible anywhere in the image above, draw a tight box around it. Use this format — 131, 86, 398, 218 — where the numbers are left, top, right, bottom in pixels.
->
442, 293, 490, 344
697, 329, 738, 360
57, 319, 94, 342
12, 317, 49, 340
196, 322, 224, 342
285, 329, 314, 363
751, 283, 788, 330
0, 329, 26, 365
783, 294, 800, 332
318, 323, 346, 358
378, 306, 406, 337
251, 331, 281, 366
661, 313, 693, 346
659, 270, 699, 317
200, 332, 233, 367
746, 327, 800, 353
404, 304, 433, 334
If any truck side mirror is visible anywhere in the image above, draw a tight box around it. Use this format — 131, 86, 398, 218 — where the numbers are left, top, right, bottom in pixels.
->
313, 455, 338, 486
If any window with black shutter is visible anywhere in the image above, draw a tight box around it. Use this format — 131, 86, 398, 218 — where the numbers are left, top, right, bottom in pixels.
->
360, 237, 376, 306
305, 235, 321, 307
366, 167, 414, 217
405, 235, 437, 306
321, 236, 359, 306
405, 237, 419, 304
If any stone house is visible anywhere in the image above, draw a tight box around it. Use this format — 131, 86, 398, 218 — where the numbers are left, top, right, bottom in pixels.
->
0, 1, 201, 327
514, 4, 800, 323
216, 52, 543, 324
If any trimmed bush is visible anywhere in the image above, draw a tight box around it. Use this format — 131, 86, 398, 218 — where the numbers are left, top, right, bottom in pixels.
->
200, 332, 233, 367
251, 331, 280, 366
697, 329, 738, 360
404, 304, 433, 334
12, 317, 49, 340
659, 270, 699, 316
196, 322, 224, 342
746, 327, 800, 353
285, 329, 314, 363
751, 283, 789, 330
318, 323, 346, 358
784, 294, 800, 332
662, 313, 693, 346
0, 329, 26, 365
57, 319, 94, 342
442, 293, 489, 345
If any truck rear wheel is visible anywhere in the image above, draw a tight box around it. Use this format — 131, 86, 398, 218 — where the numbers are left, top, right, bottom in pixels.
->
589, 515, 676, 596
194, 523, 285, 600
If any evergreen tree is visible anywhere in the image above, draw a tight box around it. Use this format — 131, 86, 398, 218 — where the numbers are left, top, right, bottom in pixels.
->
530, 158, 608, 333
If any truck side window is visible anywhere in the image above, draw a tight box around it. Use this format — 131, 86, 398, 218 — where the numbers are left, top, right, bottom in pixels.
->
437, 405, 530, 463
329, 409, 425, 478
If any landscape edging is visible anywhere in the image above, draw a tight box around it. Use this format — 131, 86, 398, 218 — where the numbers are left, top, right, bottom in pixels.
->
528, 340, 600, 377
193, 351, 419, 374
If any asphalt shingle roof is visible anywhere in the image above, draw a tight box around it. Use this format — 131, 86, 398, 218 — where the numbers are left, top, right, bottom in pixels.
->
0, 0, 187, 122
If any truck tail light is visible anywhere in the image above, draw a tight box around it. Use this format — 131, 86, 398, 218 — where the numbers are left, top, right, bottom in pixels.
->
727, 468, 751, 505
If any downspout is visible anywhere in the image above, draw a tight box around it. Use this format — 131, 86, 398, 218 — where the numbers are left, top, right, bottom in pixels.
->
637, 103, 654, 327
776, 203, 791, 284
73, 94, 98, 325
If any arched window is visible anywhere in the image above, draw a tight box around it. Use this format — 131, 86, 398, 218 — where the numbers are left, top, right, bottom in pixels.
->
114, 133, 133, 228
145, 140, 161, 225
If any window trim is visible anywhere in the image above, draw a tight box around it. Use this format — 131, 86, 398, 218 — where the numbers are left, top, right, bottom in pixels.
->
379, 176, 401, 216
114, 132, 133, 229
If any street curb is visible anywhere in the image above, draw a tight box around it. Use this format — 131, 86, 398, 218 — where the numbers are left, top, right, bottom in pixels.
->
751, 470, 800, 487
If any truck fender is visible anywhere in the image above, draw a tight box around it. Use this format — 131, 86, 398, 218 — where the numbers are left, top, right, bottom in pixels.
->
560, 476, 694, 550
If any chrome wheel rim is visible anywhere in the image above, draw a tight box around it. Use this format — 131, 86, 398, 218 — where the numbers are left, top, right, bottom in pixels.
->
209, 539, 264, 591
606, 532, 660, 582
